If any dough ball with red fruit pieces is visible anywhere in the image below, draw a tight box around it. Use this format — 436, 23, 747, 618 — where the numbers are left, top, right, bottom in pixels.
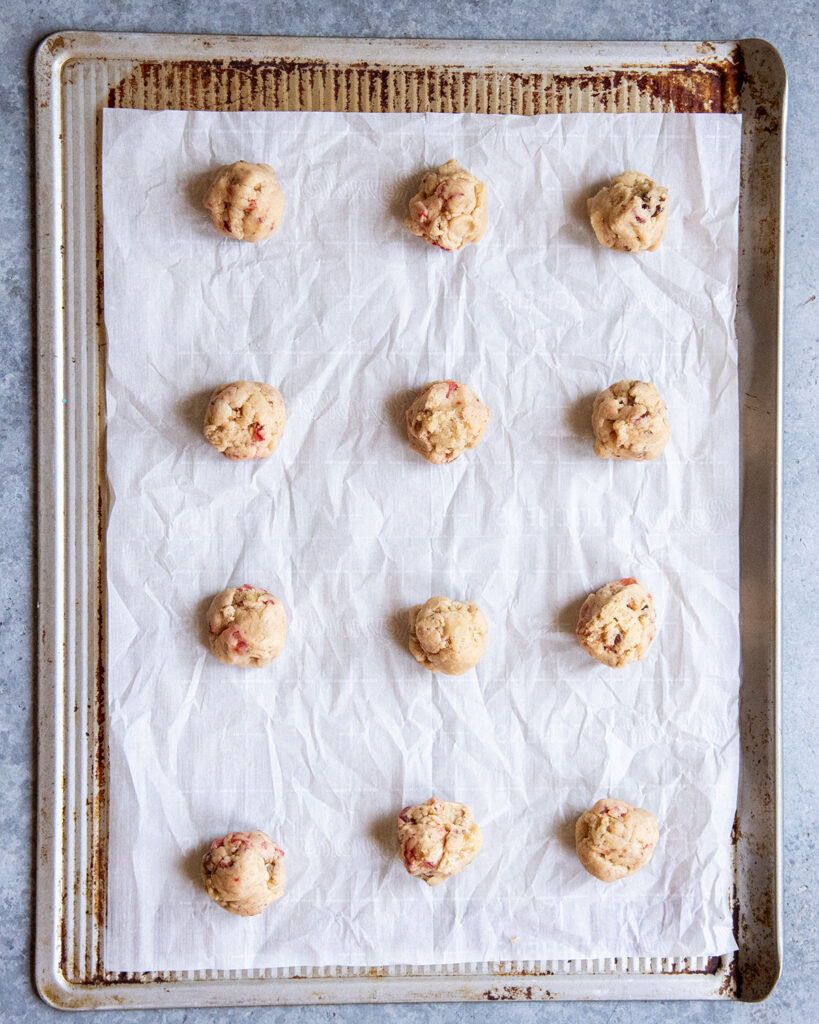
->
206, 584, 287, 667
587, 171, 669, 253
203, 381, 286, 461
575, 578, 656, 668
575, 798, 659, 882
397, 797, 482, 886
408, 596, 488, 675
404, 158, 488, 251
405, 380, 490, 464
592, 380, 670, 461
203, 161, 285, 242
201, 830, 285, 915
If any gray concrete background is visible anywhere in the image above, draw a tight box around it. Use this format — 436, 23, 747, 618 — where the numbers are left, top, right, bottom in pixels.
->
1, 1, 814, 1020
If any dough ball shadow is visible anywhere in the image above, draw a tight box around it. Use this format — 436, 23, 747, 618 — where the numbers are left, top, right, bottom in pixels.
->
194, 592, 215, 653
183, 167, 224, 241
180, 844, 204, 886
557, 592, 586, 637
185, 167, 218, 215
556, 810, 581, 855
566, 181, 608, 245
383, 388, 416, 445
176, 387, 213, 443
564, 390, 597, 440
386, 166, 426, 224
367, 810, 399, 861
387, 608, 410, 654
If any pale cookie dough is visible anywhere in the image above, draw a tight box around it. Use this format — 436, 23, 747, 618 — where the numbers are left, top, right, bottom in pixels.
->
576, 578, 656, 668
207, 584, 287, 667
398, 797, 483, 886
201, 829, 285, 916
575, 798, 659, 882
592, 380, 670, 461
203, 381, 286, 461
404, 158, 488, 251
587, 171, 669, 253
409, 596, 488, 675
405, 380, 490, 464
203, 161, 285, 242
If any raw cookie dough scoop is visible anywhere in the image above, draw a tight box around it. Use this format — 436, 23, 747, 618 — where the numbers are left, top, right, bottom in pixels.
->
206, 584, 287, 667
575, 578, 656, 668
591, 379, 670, 461
575, 798, 659, 882
203, 160, 285, 242
404, 158, 488, 251
397, 797, 483, 886
408, 596, 488, 675
587, 171, 669, 253
201, 829, 285, 915
203, 380, 286, 461
405, 380, 490, 464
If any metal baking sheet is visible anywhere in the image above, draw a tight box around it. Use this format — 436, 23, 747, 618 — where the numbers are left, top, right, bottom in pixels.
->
34, 32, 785, 1008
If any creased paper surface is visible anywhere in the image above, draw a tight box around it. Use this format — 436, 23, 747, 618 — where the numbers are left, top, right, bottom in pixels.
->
102, 109, 742, 972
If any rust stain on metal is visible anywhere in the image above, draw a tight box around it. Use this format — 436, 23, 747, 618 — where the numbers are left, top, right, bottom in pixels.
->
106, 53, 744, 116
719, 956, 738, 998
483, 985, 542, 1000
44, 34, 66, 56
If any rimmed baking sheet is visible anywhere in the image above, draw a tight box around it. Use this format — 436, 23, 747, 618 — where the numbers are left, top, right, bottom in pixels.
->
34, 33, 784, 1008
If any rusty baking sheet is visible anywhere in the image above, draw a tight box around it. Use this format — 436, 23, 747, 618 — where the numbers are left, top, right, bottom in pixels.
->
34, 33, 784, 1009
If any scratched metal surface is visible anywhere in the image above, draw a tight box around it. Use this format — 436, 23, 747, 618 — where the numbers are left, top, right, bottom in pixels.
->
33, 33, 784, 1010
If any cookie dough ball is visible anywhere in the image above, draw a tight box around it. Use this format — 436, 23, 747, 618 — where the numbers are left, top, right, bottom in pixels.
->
409, 596, 488, 675
207, 584, 287, 667
398, 797, 483, 886
404, 158, 488, 251
592, 380, 670, 461
203, 160, 285, 242
201, 830, 285, 915
576, 578, 656, 668
405, 380, 490, 464
587, 171, 669, 253
203, 381, 286, 461
575, 798, 659, 882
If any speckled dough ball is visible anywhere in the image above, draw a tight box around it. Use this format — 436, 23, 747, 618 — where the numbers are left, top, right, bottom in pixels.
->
201, 830, 285, 915
592, 380, 670, 461
203, 381, 286, 461
575, 798, 659, 882
207, 584, 287, 667
404, 158, 488, 251
405, 380, 490, 464
587, 171, 669, 253
203, 161, 285, 242
409, 596, 488, 675
576, 578, 656, 668
398, 797, 483, 886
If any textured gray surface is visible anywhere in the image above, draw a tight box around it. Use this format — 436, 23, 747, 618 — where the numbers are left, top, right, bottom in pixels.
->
0, 0, 815, 1020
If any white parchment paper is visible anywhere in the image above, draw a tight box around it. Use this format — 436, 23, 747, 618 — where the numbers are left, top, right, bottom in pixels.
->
102, 109, 742, 972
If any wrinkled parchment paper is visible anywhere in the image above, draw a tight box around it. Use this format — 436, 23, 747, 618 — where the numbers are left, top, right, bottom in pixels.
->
102, 109, 742, 971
